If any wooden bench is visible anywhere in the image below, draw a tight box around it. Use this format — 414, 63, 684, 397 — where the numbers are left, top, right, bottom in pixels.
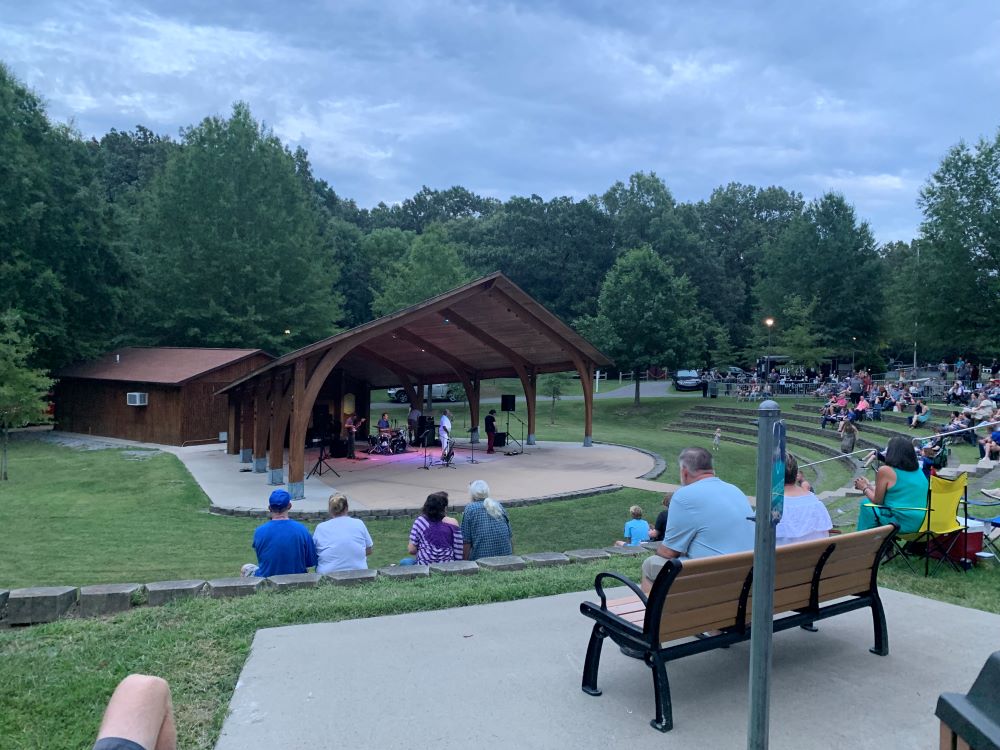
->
579, 524, 898, 732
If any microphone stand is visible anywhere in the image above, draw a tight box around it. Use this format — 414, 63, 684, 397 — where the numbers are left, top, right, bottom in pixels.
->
505, 412, 526, 455
419, 429, 433, 470
466, 427, 479, 464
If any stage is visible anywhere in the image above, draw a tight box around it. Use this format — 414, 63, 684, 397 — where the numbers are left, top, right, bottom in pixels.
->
169, 439, 661, 514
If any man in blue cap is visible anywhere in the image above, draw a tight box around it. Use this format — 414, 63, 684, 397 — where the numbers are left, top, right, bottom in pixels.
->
240, 488, 317, 578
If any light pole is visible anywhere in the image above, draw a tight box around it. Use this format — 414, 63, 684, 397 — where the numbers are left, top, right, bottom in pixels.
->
764, 318, 774, 380
852, 336, 857, 372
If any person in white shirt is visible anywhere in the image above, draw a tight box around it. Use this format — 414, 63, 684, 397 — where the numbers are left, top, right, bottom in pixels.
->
313, 494, 373, 573
776, 453, 833, 545
439, 409, 453, 461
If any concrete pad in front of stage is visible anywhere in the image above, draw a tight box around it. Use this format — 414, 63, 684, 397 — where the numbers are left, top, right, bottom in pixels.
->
174, 441, 658, 513
214, 587, 1000, 750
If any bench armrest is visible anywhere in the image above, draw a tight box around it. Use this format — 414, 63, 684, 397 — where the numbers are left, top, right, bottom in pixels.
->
863, 503, 925, 511
594, 571, 648, 610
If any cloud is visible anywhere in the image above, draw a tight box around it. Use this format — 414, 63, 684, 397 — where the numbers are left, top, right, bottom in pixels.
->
3, 0, 999, 242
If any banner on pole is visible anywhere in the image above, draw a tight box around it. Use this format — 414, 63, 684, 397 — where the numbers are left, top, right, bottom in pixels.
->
770, 421, 786, 525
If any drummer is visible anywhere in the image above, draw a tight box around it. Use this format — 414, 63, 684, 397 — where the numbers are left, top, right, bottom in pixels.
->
377, 412, 392, 433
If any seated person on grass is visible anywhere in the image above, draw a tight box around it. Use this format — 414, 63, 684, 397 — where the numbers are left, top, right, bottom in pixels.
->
647, 493, 672, 540
241, 489, 317, 578
641, 447, 754, 594
614, 504, 650, 547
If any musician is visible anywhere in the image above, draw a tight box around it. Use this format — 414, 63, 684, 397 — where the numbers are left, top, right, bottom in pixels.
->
485, 408, 497, 454
439, 409, 453, 461
377, 412, 391, 432
407, 402, 422, 444
344, 413, 366, 459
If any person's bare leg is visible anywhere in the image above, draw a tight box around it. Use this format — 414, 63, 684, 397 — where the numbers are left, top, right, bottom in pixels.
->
96, 674, 177, 750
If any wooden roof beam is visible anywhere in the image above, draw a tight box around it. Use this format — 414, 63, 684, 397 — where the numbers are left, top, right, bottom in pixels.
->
392, 328, 477, 381
438, 309, 532, 372
485, 287, 592, 368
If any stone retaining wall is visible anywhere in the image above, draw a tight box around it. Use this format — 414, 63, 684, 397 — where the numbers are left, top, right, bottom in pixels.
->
0, 547, 654, 629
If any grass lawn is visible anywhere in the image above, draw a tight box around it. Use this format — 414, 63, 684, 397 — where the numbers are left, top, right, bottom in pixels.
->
1, 393, 997, 749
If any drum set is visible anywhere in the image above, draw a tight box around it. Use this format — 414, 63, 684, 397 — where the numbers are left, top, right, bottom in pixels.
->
367, 428, 408, 456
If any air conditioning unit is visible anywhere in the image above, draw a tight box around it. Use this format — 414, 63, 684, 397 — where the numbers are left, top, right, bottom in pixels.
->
126, 392, 148, 407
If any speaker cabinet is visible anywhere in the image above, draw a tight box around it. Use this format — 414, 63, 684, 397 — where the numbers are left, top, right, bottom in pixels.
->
500, 394, 516, 412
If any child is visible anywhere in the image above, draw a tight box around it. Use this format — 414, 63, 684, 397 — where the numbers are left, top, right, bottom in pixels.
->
615, 505, 650, 546
713, 428, 722, 450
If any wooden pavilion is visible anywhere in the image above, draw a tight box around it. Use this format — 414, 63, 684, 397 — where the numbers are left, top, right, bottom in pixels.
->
218, 272, 612, 497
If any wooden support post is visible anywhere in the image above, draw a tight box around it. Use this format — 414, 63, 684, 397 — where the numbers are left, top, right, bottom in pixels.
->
268, 376, 292, 486
226, 397, 239, 455
465, 376, 481, 443
253, 382, 270, 472
239, 394, 253, 463
525, 370, 537, 445
287, 360, 307, 498
578, 361, 594, 446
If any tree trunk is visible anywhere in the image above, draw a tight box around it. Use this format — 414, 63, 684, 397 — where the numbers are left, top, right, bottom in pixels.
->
634, 369, 641, 405
1, 425, 8, 481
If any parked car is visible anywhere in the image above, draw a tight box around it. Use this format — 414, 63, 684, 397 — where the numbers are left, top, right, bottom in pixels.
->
672, 369, 704, 391
386, 383, 458, 403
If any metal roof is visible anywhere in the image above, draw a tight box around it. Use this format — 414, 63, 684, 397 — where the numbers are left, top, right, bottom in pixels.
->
58, 347, 272, 386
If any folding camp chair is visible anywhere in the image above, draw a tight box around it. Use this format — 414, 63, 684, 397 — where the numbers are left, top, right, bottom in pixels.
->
965, 496, 1000, 560
866, 473, 968, 576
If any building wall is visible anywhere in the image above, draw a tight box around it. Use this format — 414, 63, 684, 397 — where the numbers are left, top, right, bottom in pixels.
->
54, 380, 183, 444
180, 354, 272, 445
55, 353, 273, 446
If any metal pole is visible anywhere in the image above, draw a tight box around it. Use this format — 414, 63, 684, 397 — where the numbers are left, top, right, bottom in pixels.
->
748, 399, 781, 750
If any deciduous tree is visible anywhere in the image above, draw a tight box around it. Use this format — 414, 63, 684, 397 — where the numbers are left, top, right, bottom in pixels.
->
0, 311, 53, 480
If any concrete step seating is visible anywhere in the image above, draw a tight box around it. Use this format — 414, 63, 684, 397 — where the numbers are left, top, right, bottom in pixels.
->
0, 548, 653, 628
690, 404, 913, 442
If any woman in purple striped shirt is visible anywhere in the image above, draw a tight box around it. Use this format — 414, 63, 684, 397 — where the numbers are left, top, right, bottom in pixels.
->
404, 491, 463, 565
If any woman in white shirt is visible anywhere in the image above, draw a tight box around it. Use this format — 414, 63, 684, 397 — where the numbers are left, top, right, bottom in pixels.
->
776, 454, 833, 545
313, 494, 373, 573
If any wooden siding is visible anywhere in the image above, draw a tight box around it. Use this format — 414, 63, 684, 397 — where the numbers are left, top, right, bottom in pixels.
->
55, 352, 272, 445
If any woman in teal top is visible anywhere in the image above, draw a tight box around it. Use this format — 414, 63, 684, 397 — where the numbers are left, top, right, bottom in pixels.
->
854, 436, 929, 533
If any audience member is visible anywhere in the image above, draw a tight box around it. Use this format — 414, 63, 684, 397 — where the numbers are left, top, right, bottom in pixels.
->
614, 504, 650, 547
641, 447, 754, 592
313, 493, 373, 573
776, 454, 832, 545
404, 491, 463, 565
854, 436, 929, 534
241, 489, 317, 578
461, 479, 513, 560
93, 674, 176, 750
647, 493, 672, 540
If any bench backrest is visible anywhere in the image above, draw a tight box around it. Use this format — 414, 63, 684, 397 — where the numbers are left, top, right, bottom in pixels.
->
647, 525, 894, 644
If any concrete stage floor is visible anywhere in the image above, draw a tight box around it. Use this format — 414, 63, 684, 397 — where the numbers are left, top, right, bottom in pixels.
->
214, 587, 1000, 750
173, 440, 664, 513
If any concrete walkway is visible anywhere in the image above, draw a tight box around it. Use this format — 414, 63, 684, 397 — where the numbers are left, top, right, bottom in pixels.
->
215, 588, 998, 749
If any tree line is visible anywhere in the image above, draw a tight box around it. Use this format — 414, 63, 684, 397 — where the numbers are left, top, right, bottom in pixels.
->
2, 62, 999, 383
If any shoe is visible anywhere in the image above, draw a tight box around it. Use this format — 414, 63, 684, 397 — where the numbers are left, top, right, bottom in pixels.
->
982, 488, 1000, 500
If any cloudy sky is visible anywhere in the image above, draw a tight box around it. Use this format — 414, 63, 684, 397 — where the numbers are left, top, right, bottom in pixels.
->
3, 0, 999, 241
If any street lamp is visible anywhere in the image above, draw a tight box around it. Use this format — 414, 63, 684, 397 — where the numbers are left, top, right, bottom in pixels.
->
764, 318, 774, 381
852, 336, 857, 371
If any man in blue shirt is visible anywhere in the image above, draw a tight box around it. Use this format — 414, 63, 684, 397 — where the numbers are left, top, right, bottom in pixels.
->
641, 447, 754, 593
240, 489, 317, 578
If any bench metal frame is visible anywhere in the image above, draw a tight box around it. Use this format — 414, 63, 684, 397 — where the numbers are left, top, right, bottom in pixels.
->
579, 526, 898, 732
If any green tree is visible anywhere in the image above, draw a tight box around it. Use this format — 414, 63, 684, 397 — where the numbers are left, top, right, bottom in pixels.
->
753, 193, 882, 349
370, 224, 473, 317
459, 194, 615, 323
578, 247, 704, 404
135, 102, 341, 351
777, 295, 827, 368
0, 311, 53, 480
539, 372, 570, 424
597, 172, 675, 254
913, 131, 1000, 357
0, 64, 128, 371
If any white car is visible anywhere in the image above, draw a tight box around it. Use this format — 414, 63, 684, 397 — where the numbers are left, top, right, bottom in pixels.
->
386, 384, 457, 403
